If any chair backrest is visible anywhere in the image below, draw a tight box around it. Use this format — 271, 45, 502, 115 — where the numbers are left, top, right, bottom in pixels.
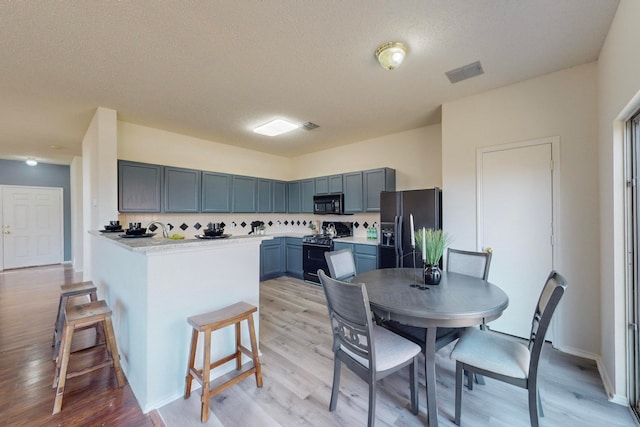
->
318, 269, 375, 365
528, 270, 567, 375
446, 248, 492, 280
325, 248, 357, 282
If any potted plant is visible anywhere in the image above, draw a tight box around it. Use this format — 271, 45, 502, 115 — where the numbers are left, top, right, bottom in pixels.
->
415, 228, 451, 285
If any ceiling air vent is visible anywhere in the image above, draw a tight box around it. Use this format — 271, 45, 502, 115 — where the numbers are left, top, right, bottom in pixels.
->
302, 122, 319, 131
445, 61, 484, 84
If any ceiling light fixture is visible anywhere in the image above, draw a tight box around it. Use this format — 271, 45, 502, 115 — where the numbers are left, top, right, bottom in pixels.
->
375, 42, 407, 70
253, 119, 300, 136
26, 157, 38, 166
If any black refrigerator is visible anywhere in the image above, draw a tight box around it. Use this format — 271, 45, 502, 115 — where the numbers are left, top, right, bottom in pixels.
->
379, 188, 442, 268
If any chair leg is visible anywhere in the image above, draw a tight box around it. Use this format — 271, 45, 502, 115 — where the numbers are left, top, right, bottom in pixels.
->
368, 376, 376, 427
184, 329, 198, 399
329, 355, 341, 411
409, 356, 418, 415
528, 383, 540, 427
200, 330, 212, 423
455, 362, 463, 425
465, 370, 474, 390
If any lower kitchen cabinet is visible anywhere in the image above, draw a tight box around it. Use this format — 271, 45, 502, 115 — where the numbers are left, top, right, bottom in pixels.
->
333, 241, 378, 275
285, 237, 303, 279
260, 238, 285, 281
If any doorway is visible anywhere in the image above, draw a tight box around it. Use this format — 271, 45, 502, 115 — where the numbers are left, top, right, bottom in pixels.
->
477, 137, 558, 340
627, 111, 640, 418
1, 185, 63, 269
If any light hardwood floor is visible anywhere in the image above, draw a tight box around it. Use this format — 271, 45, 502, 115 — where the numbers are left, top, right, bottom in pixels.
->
164, 275, 637, 427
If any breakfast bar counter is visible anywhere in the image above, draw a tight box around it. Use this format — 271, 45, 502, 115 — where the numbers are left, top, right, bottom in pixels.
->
88, 231, 271, 413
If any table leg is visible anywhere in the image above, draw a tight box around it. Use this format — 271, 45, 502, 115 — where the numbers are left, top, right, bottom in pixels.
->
425, 326, 438, 427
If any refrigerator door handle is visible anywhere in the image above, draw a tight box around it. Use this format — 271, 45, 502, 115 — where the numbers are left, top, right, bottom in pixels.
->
396, 215, 403, 268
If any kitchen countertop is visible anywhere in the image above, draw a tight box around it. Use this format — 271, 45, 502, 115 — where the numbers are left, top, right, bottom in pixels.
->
89, 230, 273, 253
334, 236, 380, 245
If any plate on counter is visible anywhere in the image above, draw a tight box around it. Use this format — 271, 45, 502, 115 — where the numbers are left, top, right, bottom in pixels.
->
119, 233, 156, 238
195, 234, 231, 240
100, 229, 123, 233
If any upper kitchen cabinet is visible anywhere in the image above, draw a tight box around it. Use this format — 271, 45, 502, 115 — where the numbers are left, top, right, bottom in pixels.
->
257, 179, 273, 213
363, 168, 396, 212
232, 175, 257, 213
201, 172, 231, 213
287, 181, 301, 213
273, 180, 287, 213
315, 174, 342, 195
301, 179, 315, 213
315, 176, 329, 195
343, 171, 363, 213
164, 166, 201, 213
329, 174, 343, 193
118, 160, 162, 213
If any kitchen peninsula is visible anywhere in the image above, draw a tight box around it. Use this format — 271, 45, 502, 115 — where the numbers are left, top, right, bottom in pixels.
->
88, 231, 272, 413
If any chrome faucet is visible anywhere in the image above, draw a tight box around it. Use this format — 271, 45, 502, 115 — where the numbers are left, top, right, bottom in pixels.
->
146, 221, 168, 238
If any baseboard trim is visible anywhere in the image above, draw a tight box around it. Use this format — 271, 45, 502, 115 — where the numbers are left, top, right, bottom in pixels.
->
554, 344, 629, 406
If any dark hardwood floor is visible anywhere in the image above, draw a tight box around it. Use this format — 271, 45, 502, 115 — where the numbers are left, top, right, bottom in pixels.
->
0, 263, 163, 427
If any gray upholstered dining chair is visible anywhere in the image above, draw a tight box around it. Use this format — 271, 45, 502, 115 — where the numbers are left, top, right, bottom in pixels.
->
325, 248, 357, 282
446, 248, 492, 282
449, 270, 567, 427
317, 270, 420, 427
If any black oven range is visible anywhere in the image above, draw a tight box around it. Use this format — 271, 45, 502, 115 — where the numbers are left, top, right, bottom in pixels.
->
302, 221, 353, 284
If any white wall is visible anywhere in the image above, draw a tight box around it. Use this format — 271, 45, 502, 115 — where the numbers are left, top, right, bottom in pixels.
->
117, 121, 293, 181
597, 0, 640, 404
442, 63, 600, 357
117, 121, 442, 191
293, 125, 442, 191
70, 156, 83, 271
82, 107, 118, 279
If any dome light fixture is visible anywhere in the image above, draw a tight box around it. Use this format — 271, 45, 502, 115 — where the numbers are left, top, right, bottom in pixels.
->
375, 41, 407, 70
26, 157, 38, 166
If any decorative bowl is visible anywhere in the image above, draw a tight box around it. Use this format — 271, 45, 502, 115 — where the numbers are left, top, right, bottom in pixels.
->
203, 228, 224, 237
125, 227, 147, 235
104, 224, 122, 231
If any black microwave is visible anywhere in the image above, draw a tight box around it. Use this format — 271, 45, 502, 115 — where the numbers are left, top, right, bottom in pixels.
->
313, 193, 345, 215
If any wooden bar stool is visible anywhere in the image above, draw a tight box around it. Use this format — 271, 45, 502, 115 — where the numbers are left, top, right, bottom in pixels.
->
52, 281, 100, 360
52, 300, 125, 415
184, 301, 263, 422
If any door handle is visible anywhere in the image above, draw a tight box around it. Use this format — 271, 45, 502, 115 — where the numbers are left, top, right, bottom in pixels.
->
3, 230, 10, 234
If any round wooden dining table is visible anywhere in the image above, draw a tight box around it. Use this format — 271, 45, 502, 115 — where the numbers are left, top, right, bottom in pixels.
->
352, 268, 509, 427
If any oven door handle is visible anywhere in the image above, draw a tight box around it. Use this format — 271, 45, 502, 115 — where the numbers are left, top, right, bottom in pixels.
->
303, 242, 333, 249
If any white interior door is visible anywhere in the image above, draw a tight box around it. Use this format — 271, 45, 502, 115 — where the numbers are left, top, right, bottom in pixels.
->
2, 186, 63, 269
478, 140, 555, 339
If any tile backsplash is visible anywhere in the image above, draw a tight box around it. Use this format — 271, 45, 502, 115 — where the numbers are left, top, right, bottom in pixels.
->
118, 213, 381, 238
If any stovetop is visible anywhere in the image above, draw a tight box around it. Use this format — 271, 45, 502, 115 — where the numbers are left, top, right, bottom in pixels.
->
302, 233, 334, 246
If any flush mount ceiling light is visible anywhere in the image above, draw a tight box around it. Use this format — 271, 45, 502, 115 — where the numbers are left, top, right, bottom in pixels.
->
375, 41, 407, 70
26, 157, 38, 166
253, 119, 300, 136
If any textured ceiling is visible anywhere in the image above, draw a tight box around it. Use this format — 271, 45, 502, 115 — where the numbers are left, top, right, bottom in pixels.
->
0, 0, 619, 165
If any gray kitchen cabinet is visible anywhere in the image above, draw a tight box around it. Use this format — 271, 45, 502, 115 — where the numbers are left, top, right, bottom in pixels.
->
273, 181, 287, 213
163, 166, 201, 213
329, 174, 343, 193
285, 237, 303, 279
363, 167, 396, 212
257, 179, 273, 213
333, 241, 378, 274
287, 181, 301, 213
232, 175, 257, 213
201, 172, 231, 213
260, 237, 285, 281
343, 171, 363, 213
118, 160, 162, 213
316, 174, 342, 195
301, 179, 315, 213
315, 176, 329, 194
